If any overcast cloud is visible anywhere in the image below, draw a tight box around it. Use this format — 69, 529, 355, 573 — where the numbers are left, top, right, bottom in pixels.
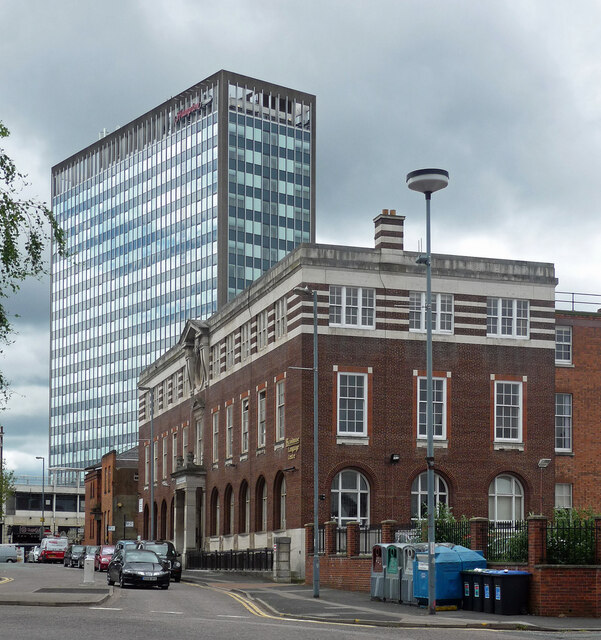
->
1, 0, 601, 476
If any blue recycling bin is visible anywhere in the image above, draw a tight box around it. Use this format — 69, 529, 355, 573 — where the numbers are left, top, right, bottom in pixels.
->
413, 544, 487, 606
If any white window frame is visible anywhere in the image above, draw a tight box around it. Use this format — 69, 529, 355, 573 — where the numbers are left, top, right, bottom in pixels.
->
488, 475, 524, 523
330, 470, 370, 526
257, 310, 268, 350
417, 376, 447, 439
144, 445, 149, 485
241, 398, 249, 453
240, 322, 251, 361
555, 393, 572, 452
162, 436, 168, 479
409, 292, 454, 334
153, 441, 158, 483
275, 380, 285, 441
494, 381, 523, 442
329, 286, 375, 329
226, 404, 234, 459
337, 372, 368, 437
212, 411, 219, 463
171, 432, 178, 473
275, 297, 287, 339
257, 390, 266, 448
555, 326, 572, 364
226, 334, 235, 369
279, 476, 287, 529
211, 343, 220, 377
195, 418, 203, 466
555, 483, 573, 509
487, 298, 529, 339
411, 472, 449, 520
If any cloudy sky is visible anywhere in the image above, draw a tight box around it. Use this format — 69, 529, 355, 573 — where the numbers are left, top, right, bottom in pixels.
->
1, 0, 601, 477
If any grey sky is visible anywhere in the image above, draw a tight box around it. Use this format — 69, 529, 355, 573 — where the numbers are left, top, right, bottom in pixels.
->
1, 0, 600, 476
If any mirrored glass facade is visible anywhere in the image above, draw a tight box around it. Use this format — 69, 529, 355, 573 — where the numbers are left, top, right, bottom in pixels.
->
50, 71, 315, 476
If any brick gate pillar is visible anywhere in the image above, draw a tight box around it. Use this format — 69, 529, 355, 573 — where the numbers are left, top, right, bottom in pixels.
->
324, 521, 338, 555
528, 515, 547, 568
347, 521, 360, 557
381, 520, 397, 544
469, 517, 489, 554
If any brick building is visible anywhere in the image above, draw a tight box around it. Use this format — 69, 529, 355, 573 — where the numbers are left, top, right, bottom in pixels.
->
83, 447, 139, 545
555, 307, 601, 511
136, 211, 557, 577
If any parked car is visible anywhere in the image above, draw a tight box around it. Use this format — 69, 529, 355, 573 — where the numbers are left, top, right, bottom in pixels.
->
107, 548, 170, 589
136, 540, 182, 582
39, 537, 69, 563
63, 544, 86, 567
78, 545, 99, 568
114, 539, 138, 552
0, 544, 18, 563
94, 545, 115, 571
28, 546, 41, 563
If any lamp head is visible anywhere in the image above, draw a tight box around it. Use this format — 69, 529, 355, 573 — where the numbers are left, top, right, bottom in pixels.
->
406, 168, 449, 194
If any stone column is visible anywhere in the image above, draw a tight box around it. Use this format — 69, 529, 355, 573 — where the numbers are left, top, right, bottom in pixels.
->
469, 517, 489, 554
347, 521, 360, 557
381, 520, 397, 544
528, 515, 548, 568
273, 536, 291, 583
324, 521, 337, 555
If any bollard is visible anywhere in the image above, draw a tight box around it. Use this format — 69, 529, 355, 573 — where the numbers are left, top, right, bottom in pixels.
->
83, 557, 95, 584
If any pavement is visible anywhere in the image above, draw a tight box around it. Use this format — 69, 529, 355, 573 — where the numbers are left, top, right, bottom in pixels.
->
2, 563, 601, 631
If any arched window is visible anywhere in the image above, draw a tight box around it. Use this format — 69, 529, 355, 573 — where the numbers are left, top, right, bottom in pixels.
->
411, 472, 449, 519
224, 484, 234, 535
160, 500, 167, 540
274, 473, 286, 530
489, 475, 524, 522
255, 477, 267, 531
210, 488, 220, 536
330, 470, 370, 526
239, 481, 249, 534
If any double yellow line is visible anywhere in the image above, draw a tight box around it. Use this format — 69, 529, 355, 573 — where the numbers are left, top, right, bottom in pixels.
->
0, 577, 14, 586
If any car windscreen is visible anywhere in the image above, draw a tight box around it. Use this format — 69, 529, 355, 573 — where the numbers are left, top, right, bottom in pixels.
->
144, 544, 169, 555
124, 550, 159, 563
71, 546, 85, 552
100, 547, 114, 555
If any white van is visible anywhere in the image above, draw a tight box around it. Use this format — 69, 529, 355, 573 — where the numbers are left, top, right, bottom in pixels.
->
0, 544, 18, 563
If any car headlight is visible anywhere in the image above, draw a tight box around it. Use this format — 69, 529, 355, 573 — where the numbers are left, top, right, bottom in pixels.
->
172, 561, 181, 568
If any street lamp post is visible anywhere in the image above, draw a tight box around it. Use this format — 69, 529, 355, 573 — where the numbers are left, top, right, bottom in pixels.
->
406, 168, 449, 616
139, 386, 155, 540
36, 456, 45, 538
294, 285, 319, 598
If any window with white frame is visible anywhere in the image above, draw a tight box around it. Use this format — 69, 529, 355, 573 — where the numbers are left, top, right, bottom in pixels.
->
211, 343, 220, 377
153, 441, 158, 483
257, 310, 268, 350
162, 436, 168, 479
337, 372, 368, 436
275, 380, 285, 441
555, 483, 573, 509
240, 321, 251, 361
241, 398, 249, 453
144, 445, 149, 485
212, 411, 219, 463
257, 390, 266, 448
417, 376, 446, 439
411, 472, 448, 519
275, 297, 287, 339
330, 470, 370, 526
555, 326, 572, 364
278, 476, 287, 529
329, 286, 375, 329
555, 393, 572, 452
226, 334, 235, 369
409, 292, 453, 333
226, 404, 233, 459
195, 418, 203, 466
487, 298, 529, 338
494, 381, 523, 442
182, 426, 188, 458
488, 475, 524, 522
172, 432, 178, 473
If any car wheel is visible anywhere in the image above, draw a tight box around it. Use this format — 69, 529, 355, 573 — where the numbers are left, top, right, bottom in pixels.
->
160, 583, 169, 590
107, 573, 115, 586
174, 576, 181, 583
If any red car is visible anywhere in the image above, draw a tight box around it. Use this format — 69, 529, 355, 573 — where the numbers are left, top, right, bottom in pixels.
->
94, 545, 115, 571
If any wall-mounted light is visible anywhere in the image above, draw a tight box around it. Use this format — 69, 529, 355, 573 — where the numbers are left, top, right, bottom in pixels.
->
283, 466, 297, 473
538, 458, 552, 468
390, 454, 400, 464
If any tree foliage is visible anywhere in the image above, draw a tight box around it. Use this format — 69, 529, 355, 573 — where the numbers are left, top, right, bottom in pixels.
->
0, 462, 15, 519
0, 121, 66, 404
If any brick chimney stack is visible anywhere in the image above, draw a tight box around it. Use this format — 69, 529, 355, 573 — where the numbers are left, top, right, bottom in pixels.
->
374, 209, 405, 250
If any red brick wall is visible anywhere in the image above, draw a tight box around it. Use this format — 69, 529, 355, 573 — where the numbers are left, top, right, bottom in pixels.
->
530, 566, 601, 617
306, 555, 372, 592
555, 312, 601, 511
